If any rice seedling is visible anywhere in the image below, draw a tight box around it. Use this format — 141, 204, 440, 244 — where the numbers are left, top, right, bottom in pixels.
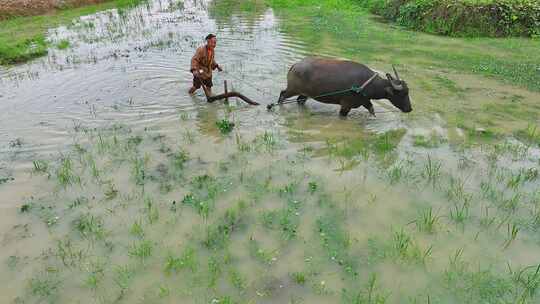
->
260, 208, 299, 241
144, 196, 159, 224
216, 119, 235, 134
32, 160, 49, 174
392, 228, 411, 259
414, 207, 440, 234
68, 196, 88, 210
28, 271, 61, 302
171, 149, 189, 171
229, 268, 247, 293
208, 255, 224, 288
413, 133, 444, 149
132, 154, 149, 186
450, 202, 470, 224
421, 155, 442, 187
514, 123, 540, 147
316, 213, 357, 276
502, 223, 520, 249
114, 265, 135, 295
73, 213, 105, 240
56, 156, 80, 187
164, 247, 197, 274
290, 272, 306, 285
511, 264, 540, 302
500, 193, 521, 212
308, 181, 318, 194
248, 238, 277, 265
104, 181, 119, 200
84, 260, 105, 290
204, 205, 246, 249
183, 130, 196, 144
128, 240, 153, 262
386, 163, 404, 184
256, 131, 277, 152
130, 220, 144, 238
446, 176, 472, 205
341, 273, 389, 304
158, 285, 170, 298
55, 239, 86, 268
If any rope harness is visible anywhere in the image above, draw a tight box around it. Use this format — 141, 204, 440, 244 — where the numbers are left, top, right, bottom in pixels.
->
267, 72, 379, 109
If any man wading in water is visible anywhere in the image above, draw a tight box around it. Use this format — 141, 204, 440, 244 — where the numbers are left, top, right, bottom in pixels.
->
189, 34, 223, 95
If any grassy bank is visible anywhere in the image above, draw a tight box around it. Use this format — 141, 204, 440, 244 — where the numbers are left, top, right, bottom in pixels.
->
0, 0, 147, 65
262, 0, 540, 136
265, 0, 540, 93
361, 0, 540, 37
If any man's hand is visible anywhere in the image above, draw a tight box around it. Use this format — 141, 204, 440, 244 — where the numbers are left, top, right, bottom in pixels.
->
192, 69, 204, 77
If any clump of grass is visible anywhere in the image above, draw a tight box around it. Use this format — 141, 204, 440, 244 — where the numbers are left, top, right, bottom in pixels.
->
56, 39, 70, 50
130, 220, 144, 238
32, 160, 49, 174
114, 264, 135, 294
255, 131, 277, 152
28, 271, 61, 302
84, 260, 105, 290
421, 155, 442, 186
316, 213, 357, 276
414, 207, 440, 233
208, 254, 226, 288
229, 268, 247, 292
450, 202, 470, 224
514, 123, 540, 147
56, 156, 80, 187
261, 208, 299, 241
144, 196, 159, 224
164, 247, 197, 274
182, 193, 212, 219
308, 181, 318, 194
204, 203, 246, 249
370, 129, 406, 155
128, 240, 153, 262
216, 119, 235, 134
511, 264, 540, 302
73, 213, 105, 240
132, 154, 149, 186
446, 176, 472, 205
291, 272, 306, 285
341, 273, 389, 304
171, 149, 189, 171
413, 133, 445, 148
248, 238, 277, 265
56, 239, 85, 268
502, 223, 520, 249
104, 181, 118, 200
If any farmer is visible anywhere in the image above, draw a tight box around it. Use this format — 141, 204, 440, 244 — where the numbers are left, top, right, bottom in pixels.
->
189, 34, 223, 95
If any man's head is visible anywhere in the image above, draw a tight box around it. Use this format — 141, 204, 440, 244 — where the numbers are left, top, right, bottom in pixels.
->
205, 34, 217, 50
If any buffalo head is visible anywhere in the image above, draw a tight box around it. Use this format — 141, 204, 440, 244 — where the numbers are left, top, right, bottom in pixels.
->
384, 66, 412, 113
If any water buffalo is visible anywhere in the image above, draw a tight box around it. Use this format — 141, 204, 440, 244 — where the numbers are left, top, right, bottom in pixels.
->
277, 57, 412, 116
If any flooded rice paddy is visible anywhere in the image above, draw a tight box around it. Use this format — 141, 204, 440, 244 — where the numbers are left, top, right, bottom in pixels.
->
1, 0, 540, 303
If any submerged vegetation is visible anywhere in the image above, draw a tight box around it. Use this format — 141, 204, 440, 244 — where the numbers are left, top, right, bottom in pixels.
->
1, 0, 540, 303
0, 0, 148, 65
3, 116, 538, 303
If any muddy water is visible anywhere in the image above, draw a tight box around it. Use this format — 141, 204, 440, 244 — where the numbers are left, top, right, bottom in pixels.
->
1, 0, 540, 303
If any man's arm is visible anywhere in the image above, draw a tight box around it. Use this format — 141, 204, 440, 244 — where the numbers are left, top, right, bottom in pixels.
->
211, 56, 222, 72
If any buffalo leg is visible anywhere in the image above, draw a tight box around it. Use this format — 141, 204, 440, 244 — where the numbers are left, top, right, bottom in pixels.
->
278, 89, 296, 104
339, 105, 351, 117
363, 100, 375, 116
297, 95, 308, 105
